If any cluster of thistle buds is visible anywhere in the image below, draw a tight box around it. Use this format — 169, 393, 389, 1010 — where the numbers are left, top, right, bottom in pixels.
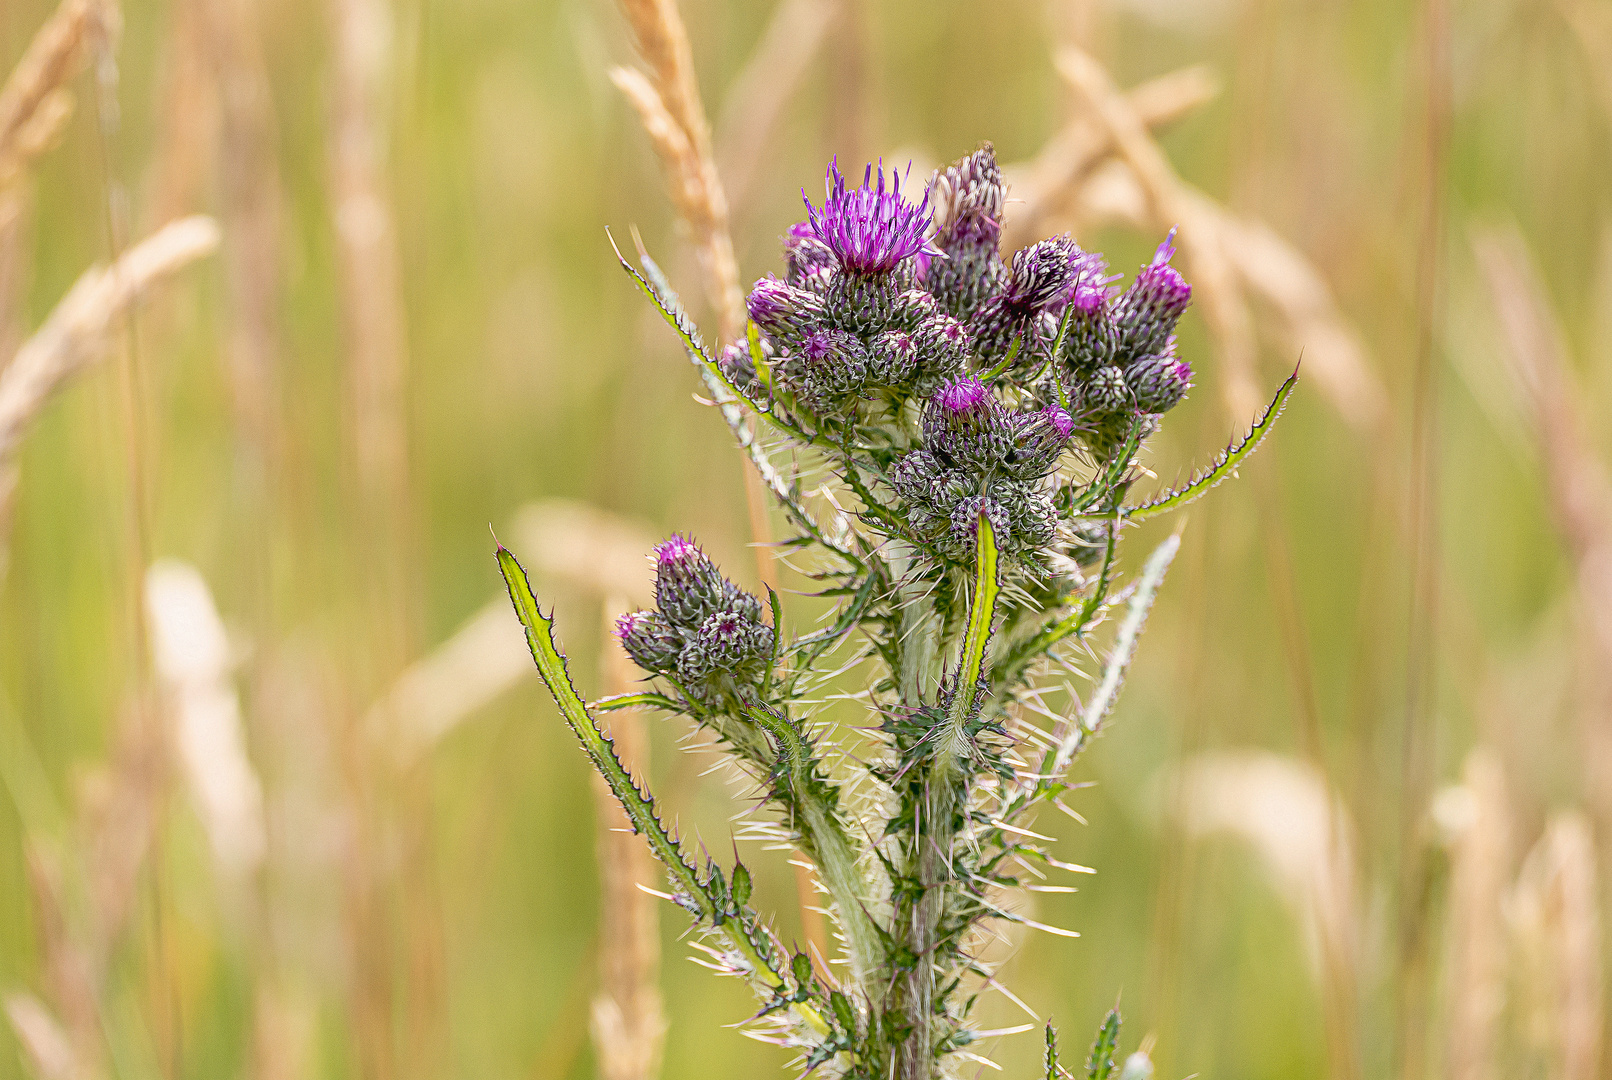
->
729, 149, 1194, 565
615, 535, 774, 710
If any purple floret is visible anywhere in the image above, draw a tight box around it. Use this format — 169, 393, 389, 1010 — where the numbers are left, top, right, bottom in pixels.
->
804, 159, 942, 275
935, 377, 990, 415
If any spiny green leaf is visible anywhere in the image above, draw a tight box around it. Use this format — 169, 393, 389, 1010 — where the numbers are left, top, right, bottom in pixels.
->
594, 691, 686, 714
1123, 368, 1298, 521
1045, 1022, 1062, 1080
1052, 531, 1179, 777
1086, 1010, 1121, 1080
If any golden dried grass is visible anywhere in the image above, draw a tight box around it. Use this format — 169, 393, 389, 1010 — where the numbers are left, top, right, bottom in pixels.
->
0, 214, 219, 467
1173, 751, 1361, 1080
1509, 813, 1603, 1080
1437, 748, 1513, 1080
1015, 51, 1387, 432
145, 559, 267, 882
370, 499, 655, 761
591, 598, 667, 1080
611, 0, 743, 342
1473, 224, 1612, 811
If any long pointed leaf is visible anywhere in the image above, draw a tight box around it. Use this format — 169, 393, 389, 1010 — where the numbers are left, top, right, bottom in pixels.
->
1123, 370, 1297, 521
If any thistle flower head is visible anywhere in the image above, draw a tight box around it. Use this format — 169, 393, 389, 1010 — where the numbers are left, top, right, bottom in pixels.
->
746, 276, 824, 344
1005, 237, 1088, 311
804, 159, 941, 276
1114, 227, 1192, 355
936, 376, 989, 416
653, 534, 729, 628
615, 609, 682, 673
1126, 346, 1193, 414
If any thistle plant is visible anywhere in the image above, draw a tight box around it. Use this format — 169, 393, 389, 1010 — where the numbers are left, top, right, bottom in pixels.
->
498, 146, 1294, 1080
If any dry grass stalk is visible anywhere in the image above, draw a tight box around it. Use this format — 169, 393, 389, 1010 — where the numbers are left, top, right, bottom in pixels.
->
1001, 63, 1220, 252
1436, 748, 1513, 1080
145, 559, 267, 881
1560, 0, 1612, 135
197, 0, 286, 468
0, 214, 220, 466
1508, 812, 1603, 1080
1472, 225, 1612, 811
590, 598, 667, 1080
1174, 751, 1361, 1080
1055, 45, 1261, 421
0, 0, 111, 189
715, 0, 840, 219
330, 0, 411, 511
3, 992, 78, 1080
611, 0, 743, 342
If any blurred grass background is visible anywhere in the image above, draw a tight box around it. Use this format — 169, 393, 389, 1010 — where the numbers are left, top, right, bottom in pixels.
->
1, 0, 1610, 1079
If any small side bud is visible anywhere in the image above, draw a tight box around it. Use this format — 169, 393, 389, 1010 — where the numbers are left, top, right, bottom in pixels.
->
911, 313, 971, 392
747, 277, 826, 347
614, 610, 682, 673
1125, 348, 1193, 414
922, 377, 1012, 469
1002, 405, 1074, 480
797, 328, 871, 399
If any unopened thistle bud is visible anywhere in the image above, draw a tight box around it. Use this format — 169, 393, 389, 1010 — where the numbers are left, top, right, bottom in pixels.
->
1002, 405, 1074, 480
922, 377, 1012, 470
718, 340, 766, 398
1113, 229, 1191, 357
746, 277, 826, 347
910, 313, 971, 392
653, 534, 729, 629
1085, 365, 1132, 413
869, 330, 918, 386
614, 610, 682, 673
1060, 270, 1120, 374
927, 145, 1008, 319
946, 494, 1011, 558
797, 328, 870, 399
783, 221, 836, 291
1125, 347, 1193, 414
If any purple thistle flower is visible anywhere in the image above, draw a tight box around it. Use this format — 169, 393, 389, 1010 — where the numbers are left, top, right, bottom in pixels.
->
936, 377, 989, 416
1113, 227, 1192, 355
804, 159, 942, 276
